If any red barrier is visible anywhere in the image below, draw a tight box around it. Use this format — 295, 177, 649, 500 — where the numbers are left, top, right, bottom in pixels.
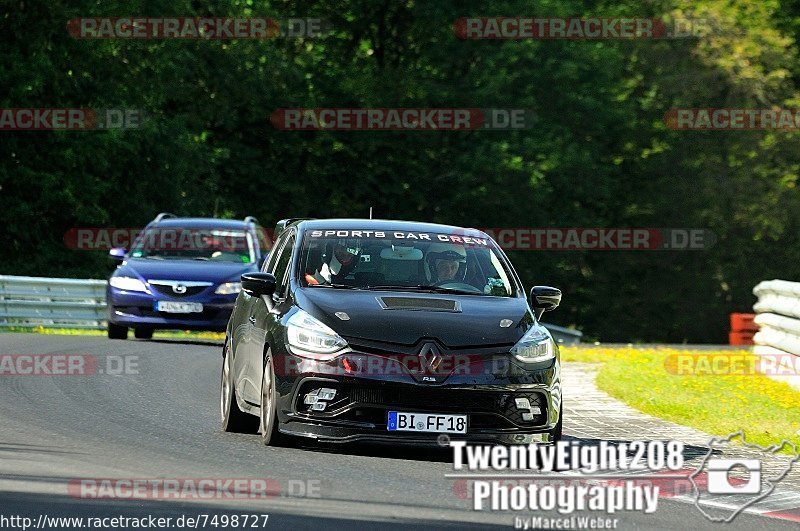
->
730, 313, 757, 332
730, 313, 757, 345
729, 331, 755, 345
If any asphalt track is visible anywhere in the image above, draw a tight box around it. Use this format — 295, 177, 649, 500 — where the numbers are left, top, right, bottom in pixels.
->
0, 334, 795, 530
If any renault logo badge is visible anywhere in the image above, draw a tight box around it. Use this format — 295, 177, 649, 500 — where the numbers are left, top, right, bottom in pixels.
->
419, 343, 443, 373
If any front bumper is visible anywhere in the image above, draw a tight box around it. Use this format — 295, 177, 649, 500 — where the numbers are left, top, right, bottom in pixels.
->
107, 287, 235, 331
273, 348, 562, 445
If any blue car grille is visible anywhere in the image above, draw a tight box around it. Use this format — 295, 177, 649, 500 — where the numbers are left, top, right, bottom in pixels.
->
149, 284, 208, 297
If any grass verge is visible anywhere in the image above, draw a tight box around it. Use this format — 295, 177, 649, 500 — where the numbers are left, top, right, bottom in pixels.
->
561, 346, 800, 451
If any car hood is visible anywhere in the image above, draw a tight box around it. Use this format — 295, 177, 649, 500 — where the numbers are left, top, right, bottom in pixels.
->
296, 287, 533, 348
115, 258, 255, 283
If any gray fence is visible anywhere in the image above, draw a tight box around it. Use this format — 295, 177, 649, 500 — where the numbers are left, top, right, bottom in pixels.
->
0, 274, 583, 342
0, 275, 107, 329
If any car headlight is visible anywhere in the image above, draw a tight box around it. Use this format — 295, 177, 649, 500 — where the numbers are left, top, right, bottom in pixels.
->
511, 326, 556, 363
286, 309, 349, 360
109, 276, 149, 293
215, 282, 242, 295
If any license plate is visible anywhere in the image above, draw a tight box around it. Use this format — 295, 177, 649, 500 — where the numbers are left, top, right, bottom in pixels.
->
155, 301, 203, 313
387, 411, 467, 434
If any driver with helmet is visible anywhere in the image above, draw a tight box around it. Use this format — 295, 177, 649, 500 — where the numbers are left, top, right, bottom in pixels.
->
425, 243, 467, 283
306, 239, 361, 285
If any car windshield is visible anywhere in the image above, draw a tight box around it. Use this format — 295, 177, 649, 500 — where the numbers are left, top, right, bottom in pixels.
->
299, 229, 516, 296
129, 228, 254, 263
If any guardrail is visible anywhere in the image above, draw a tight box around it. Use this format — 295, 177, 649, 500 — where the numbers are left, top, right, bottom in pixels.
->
0, 275, 107, 329
544, 323, 583, 345
0, 274, 584, 342
752, 279, 800, 359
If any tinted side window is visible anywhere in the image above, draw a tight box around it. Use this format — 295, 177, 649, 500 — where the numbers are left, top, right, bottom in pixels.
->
272, 235, 295, 297
263, 232, 288, 273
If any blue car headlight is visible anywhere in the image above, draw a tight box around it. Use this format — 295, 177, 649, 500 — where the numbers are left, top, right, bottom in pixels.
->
511, 326, 556, 363
215, 282, 242, 295
109, 276, 149, 293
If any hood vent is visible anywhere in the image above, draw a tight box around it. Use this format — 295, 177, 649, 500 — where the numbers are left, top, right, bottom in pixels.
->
378, 296, 461, 312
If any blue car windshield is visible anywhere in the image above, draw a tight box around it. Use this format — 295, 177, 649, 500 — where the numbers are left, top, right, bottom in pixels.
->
129, 228, 254, 263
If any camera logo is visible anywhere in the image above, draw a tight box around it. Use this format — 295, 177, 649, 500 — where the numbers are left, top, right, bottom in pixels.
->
689, 430, 799, 523
706, 459, 761, 494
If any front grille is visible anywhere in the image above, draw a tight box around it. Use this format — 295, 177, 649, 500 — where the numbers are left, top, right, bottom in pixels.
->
295, 382, 548, 428
342, 337, 515, 358
348, 387, 387, 404
149, 284, 208, 297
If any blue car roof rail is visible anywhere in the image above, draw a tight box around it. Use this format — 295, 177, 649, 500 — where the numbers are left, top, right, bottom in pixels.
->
153, 212, 177, 223
244, 216, 266, 256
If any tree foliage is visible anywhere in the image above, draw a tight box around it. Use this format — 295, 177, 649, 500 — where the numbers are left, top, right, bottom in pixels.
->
2, 0, 799, 342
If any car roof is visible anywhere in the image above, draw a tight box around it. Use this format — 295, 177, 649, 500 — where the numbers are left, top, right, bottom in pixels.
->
295, 218, 489, 239
149, 218, 253, 230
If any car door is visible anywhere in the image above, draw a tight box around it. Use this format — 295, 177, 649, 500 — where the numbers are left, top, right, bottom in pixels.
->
241, 231, 295, 404
249, 230, 296, 402
233, 232, 289, 404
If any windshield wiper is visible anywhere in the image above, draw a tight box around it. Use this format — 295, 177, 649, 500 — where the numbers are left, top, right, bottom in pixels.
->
309, 283, 362, 290
413, 285, 482, 295
192, 257, 210, 261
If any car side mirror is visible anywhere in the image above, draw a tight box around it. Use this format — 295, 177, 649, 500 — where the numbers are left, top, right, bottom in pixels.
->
530, 286, 561, 320
108, 247, 126, 265
241, 272, 277, 297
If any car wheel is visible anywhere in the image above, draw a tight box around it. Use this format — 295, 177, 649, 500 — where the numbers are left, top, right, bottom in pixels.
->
260, 350, 287, 446
134, 328, 153, 340
107, 322, 128, 340
549, 402, 563, 442
220, 341, 258, 433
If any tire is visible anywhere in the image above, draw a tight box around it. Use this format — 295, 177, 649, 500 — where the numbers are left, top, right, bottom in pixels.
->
260, 350, 288, 446
134, 328, 153, 340
549, 402, 563, 442
220, 341, 258, 433
107, 322, 128, 340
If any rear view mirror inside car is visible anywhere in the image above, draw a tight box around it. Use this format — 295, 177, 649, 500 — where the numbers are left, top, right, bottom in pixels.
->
380, 245, 423, 261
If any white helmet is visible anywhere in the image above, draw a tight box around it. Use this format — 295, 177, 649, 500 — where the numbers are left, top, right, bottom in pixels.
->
425, 243, 467, 282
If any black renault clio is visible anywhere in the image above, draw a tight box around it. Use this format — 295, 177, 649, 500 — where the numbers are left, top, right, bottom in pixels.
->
220, 218, 563, 446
